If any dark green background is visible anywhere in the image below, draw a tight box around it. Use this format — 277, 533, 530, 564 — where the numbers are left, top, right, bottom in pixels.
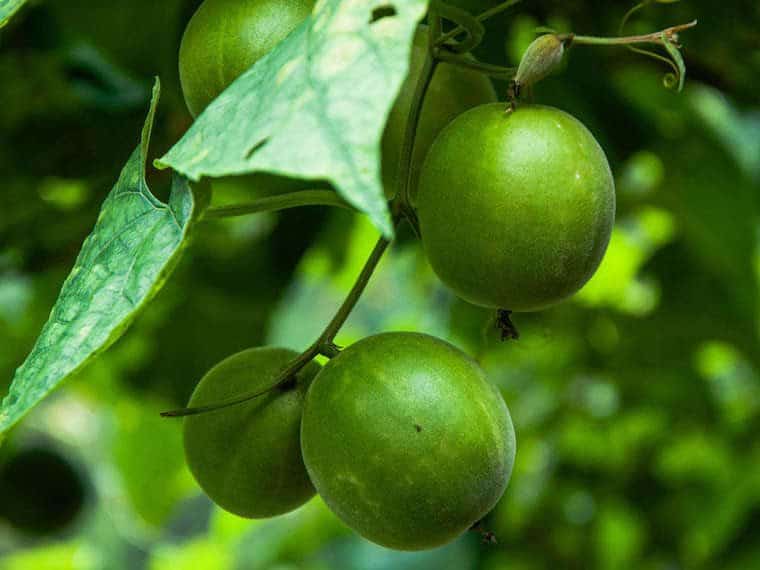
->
1, 1, 759, 569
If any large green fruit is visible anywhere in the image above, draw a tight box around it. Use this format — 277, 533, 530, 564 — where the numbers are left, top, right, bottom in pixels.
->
183, 347, 320, 518
382, 28, 496, 198
416, 104, 616, 311
301, 332, 515, 550
179, 0, 315, 118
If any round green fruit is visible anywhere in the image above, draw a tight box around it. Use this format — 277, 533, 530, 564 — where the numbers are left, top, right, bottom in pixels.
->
183, 347, 320, 518
382, 28, 496, 198
179, 0, 315, 118
416, 104, 616, 311
301, 332, 515, 550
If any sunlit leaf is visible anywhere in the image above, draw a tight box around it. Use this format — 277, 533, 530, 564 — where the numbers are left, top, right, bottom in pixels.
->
0, 80, 205, 435
149, 539, 232, 570
267, 213, 452, 351
113, 398, 194, 526
577, 207, 676, 315
0, 542, 96, 570
157, 0, 429, 237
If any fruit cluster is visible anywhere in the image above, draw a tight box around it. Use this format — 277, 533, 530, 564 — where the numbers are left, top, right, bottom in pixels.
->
185, 334, 515, 550
179, 0, 615, 551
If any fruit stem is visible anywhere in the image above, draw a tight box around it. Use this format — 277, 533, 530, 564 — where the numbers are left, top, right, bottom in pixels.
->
319, 343, 341, 359
434, 0, 523, 48
160, 233, 393, 418
558, 20, 697, 47
470, 519, 498, 545
496, 309, 520, 341
203, 190, 353, 219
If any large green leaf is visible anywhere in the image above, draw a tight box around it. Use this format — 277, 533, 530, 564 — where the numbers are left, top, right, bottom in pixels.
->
156, 0, 429, 237
0, 80, 203, 434
0, 0, 25, 28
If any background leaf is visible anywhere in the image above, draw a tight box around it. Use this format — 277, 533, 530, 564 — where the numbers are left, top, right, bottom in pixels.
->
0, 0, 25, 29
0, 80, 201, 434
157, 0, 429, 237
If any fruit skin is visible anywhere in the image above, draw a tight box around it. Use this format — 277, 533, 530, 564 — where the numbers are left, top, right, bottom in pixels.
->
179, 0, 315, 118
416, 104, 616, 311
382, 28, 496, 198
301, 332, 515, 550
183, 347, 320, 518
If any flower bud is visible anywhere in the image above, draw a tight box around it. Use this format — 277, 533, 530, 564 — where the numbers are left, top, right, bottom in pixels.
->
514, 34, 565, 92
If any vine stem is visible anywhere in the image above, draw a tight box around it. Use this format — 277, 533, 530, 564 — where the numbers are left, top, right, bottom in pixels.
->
203, 189, 352, 219
161, 233, 392, 418
319, 235, 391, 343
559, 20, 697, 47
435, 51, 515, 79
435, 0, 522, 48
395, 50, 437, 217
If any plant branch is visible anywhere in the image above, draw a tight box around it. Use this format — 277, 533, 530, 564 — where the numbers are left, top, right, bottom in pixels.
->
435, 50, 516, 79
203, 189, 352, 219
559, 20, 697, 47
160, 232, 393, 418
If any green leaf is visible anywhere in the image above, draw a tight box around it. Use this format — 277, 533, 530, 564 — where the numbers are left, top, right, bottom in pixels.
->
0, 79, 203, 434
156, 0, 429, 237
0, 0, 25, 29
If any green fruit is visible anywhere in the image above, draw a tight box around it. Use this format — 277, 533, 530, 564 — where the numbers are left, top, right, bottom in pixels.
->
183, 347, 320, 518
382, 28, 496, 198
301, 332, 515, 550
179, 0, 315, 118
416, 104, 616, 311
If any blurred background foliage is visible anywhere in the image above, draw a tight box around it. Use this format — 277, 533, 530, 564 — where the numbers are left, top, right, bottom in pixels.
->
1, 0, 759, 568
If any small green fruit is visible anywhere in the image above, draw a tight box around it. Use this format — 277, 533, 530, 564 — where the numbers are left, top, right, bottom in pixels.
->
183, 347, 320, 518
416, 104, 616, 311
301, 332, 515, 550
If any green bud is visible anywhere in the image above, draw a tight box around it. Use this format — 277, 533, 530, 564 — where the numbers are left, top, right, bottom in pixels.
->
514, 34, 565, 92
